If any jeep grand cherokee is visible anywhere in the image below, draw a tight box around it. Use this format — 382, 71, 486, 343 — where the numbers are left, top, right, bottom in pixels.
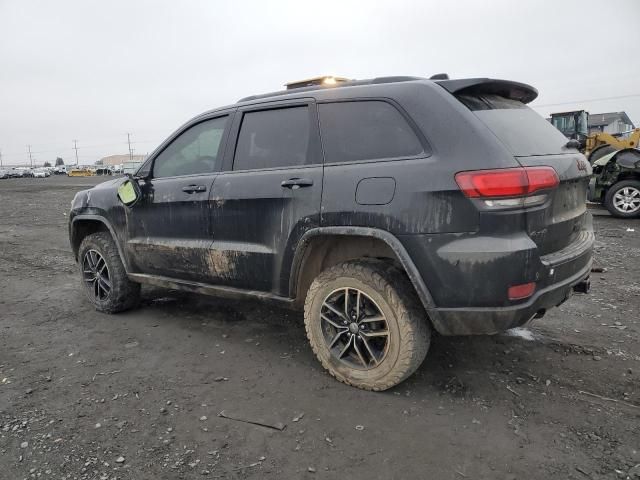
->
69, 75, 593, 390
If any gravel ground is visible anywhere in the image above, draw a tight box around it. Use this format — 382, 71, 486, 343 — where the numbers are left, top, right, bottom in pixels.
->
0, 176, 639, 480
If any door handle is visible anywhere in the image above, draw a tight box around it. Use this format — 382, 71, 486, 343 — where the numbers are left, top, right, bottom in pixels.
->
182, 185, 207, 193
281, 178, 314, 189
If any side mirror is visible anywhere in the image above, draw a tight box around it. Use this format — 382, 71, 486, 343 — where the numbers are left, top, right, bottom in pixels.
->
117, 178, 142, 207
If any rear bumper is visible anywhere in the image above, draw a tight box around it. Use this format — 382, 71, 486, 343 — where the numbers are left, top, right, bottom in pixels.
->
403, 212, 595, 335
428, 258, 592, 335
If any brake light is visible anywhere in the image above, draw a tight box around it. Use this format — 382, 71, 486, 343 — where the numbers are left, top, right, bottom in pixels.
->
524, 167, 560, 193
455, 166, 559, 198
508, 282, 536, 300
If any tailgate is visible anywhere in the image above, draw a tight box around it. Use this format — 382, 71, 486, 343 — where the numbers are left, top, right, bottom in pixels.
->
449, 86, 593, 255
516, 153, 591, 255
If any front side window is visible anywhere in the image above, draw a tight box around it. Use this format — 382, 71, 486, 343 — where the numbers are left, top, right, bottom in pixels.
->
318, 101, 424, 163
233, 106, 310, 170
153, 116, 228, 178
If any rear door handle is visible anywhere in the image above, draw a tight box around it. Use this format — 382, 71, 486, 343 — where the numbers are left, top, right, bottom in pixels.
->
281, 178, 314, 189
182, 185, 207, 193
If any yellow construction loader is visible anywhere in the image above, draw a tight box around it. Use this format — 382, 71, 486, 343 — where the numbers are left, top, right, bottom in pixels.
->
549, 110, 639, 162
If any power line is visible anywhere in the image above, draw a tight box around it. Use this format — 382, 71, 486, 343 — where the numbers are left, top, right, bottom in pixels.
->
532, 93, 640, 108
0, 136, 162, 159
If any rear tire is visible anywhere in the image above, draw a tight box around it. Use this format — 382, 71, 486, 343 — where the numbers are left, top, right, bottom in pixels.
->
604, 180, 640, 218
304, 259, 430, 391
78, 232, 140, 313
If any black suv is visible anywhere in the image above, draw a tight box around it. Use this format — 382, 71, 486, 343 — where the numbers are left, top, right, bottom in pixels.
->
69, 75, 593, 390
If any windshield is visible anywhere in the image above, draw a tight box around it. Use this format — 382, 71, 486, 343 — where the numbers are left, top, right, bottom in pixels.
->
577, 111, 588, 136
551, 115, 576, 136
550, 112, 588, 138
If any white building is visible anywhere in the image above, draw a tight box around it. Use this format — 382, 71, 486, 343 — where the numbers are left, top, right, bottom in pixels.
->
588, 112, 635, 135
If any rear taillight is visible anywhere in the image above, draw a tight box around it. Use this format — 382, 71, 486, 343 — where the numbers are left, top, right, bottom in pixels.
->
455, 166, 559, 209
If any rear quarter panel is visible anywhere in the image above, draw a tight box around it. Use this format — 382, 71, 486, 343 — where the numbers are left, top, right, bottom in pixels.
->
319, 82, 521, 235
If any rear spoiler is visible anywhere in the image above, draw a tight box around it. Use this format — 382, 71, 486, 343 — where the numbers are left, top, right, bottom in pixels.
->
435, 78, 538, 104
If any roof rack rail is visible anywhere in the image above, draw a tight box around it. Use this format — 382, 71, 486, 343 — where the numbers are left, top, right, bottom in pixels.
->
237, 75, 426, 103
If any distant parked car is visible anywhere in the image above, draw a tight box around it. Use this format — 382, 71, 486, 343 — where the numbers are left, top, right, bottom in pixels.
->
0, 169, 9, 179
33, 169, 49, 178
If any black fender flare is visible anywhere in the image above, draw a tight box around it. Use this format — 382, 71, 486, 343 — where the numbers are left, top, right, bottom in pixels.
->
611, 147, 640, 169
289, 226, 440, 321
70, 214, 129, 273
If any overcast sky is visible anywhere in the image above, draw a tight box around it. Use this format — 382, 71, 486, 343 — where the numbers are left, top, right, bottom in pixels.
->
1, 0, 639, 166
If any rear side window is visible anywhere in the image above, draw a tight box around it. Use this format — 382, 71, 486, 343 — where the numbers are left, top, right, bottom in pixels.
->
318, 101, 423, 163
233, 106, 310, 170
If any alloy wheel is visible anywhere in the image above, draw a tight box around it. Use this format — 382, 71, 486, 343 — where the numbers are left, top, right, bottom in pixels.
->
82, 249, 111, 301
613, 186, 640, 214
320, 287, 390, 370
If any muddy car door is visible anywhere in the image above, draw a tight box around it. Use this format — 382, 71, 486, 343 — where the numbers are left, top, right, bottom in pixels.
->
125, 114, 232, 282
208, 100, 323, 294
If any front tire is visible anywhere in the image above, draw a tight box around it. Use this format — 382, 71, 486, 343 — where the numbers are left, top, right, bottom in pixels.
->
604, 180, 640, 218
78, 232, 140, 313
304, 260, 430, 391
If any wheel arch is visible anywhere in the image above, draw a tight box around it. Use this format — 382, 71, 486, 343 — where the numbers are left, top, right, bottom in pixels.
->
616, 170, 640, 182
70, 215, 127, 270
289, 227, 438, 318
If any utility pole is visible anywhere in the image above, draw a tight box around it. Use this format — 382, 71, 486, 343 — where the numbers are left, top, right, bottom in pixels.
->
73, 140, 79, 166
0, 148, 3, 167
28, 145, 33, 168
126, 133, 133, 162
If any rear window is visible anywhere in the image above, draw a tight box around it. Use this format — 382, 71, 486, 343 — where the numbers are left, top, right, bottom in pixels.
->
233, 106, 311, 171
457, 93, 569, 156
318, 101, 424, 163
457, 94, 527, 111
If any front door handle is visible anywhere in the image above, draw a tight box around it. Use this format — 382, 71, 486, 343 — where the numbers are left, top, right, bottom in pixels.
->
281, 178, 314, 189
182, 185, 207, 193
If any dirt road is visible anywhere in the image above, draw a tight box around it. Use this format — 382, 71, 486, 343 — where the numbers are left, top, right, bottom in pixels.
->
1, 176, 639, 480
